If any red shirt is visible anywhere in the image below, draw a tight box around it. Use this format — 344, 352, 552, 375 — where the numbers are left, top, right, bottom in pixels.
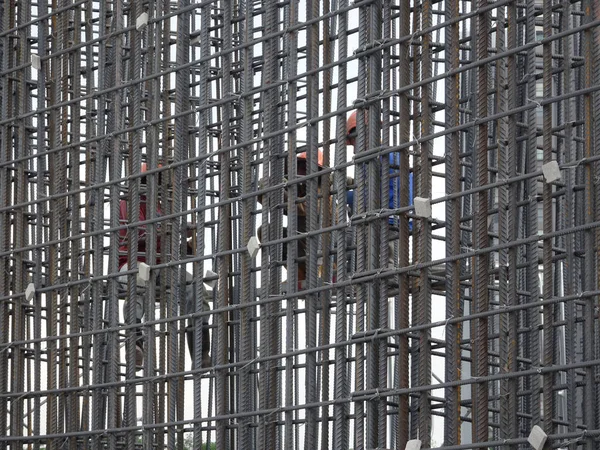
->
118, 196, 162, 268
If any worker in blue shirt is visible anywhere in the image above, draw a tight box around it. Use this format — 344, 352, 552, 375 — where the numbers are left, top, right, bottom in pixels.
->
345, 110, 413, 270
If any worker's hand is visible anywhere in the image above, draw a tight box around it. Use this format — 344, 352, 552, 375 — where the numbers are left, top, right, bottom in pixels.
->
297, 198, 307, 217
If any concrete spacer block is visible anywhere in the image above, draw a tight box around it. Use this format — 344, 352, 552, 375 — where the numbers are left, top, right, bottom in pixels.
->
204, 269, 217, 289
248, 236, 260, 259
527, 425, 548, 450
137, 262, 151, 286
414, 196, 432, 218
136, 12, 149, 31
405, 439, 422, 450
31, 54, 41, 71
25, 283, 36, 302
542, 160, 561, 184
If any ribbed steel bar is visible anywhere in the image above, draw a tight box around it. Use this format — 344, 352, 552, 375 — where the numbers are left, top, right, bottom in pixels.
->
68, 5, 83, 449
496, 2, 516, 448
238, 0, 257, 448
592, 0, 600, 439
33, 4, 51, 449
524, 0, 542, 437
193, 2, 212, 448
46, 2, 65, 447
10, 0, 27, 446
558, 1, 578, 446
91, 2, 110, 445
332, 2, 351, 449
167, 1, 191, 449
282, 0, 299, 448
396, 1, 412, 447
444, 0, 461, 445
363, 0, 385, 447
505, 3, 521, 447
141, 2, 161, 447
0, 0, 8, 443
125, 3, 143, 448
472, 0, 490, 444
582, 1, 598, 447
541, 0, 556, 440
409, 2, 422, 441
106, 0, 124, 446
57, 2, 71, 438
353, 5, 373, 449
305, 0, 321, 447
319, 2, 334, 448
216, 0, 235, 446
258, 0, 284, 447
416, 0, 433, 446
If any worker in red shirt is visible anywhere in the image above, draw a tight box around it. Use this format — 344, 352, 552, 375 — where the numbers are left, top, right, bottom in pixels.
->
118, 163, 211, 369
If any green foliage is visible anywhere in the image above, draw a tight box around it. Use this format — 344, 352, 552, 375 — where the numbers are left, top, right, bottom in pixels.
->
183, 432, 215, 450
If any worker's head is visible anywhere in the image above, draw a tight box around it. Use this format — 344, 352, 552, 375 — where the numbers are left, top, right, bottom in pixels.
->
294, 150, 324, 197
296, 150, 324, 175
346, 110, 358, 146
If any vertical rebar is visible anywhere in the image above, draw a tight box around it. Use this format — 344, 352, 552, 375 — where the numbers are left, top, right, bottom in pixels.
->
541, 0, 556, 439
582, 1, 598, 447
396, 1, 412, 447
444, 0, 461, 445
216, 0, 232, 446
471, 0, 490, 444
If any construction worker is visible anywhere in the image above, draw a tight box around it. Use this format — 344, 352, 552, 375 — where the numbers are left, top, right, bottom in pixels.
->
117, 162, 211, 369
345, 110, 413, 271
258, 150, 354, 288
257, 151, 322, 287
258, 151, 320, 288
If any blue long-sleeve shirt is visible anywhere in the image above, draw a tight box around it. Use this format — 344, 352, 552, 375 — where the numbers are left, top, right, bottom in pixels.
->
347, 152, 413, 227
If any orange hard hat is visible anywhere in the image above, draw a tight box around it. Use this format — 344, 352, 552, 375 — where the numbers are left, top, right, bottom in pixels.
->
298, 150, 324, 168
346, 110, 358, 145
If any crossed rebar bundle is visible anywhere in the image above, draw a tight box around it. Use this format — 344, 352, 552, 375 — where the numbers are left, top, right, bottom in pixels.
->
1, 1, 599, 449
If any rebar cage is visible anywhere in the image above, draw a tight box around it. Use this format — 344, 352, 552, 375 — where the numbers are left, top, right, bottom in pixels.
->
1, 0, 600, 449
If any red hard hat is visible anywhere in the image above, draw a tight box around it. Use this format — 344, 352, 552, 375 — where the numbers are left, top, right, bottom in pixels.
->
298, 150, 324, 168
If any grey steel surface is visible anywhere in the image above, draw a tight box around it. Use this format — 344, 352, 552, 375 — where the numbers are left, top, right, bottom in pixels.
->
0, 1, 599, 449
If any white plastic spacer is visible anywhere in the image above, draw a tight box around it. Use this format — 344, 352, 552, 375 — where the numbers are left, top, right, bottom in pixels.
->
191, 33, 201, 45
405, 439, 422, 450
542, 160, 561, 184
527, 425, 548, 450
137, 262, 151, 286
31, 54, 41, 71
204, 269, 217, 289
136, 12, 149, 31
247, 236, 261, 259
25, 283, 36, 302
413, 196, 432, 218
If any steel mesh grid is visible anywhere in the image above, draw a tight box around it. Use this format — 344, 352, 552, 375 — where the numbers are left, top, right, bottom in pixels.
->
0, 0, 599, 449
